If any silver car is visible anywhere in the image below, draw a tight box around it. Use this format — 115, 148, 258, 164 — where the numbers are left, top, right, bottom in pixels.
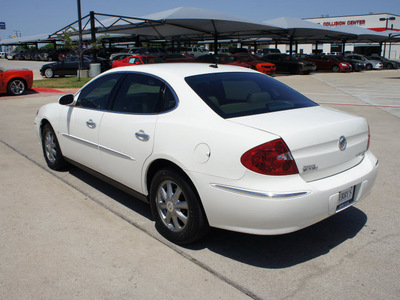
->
345, 54, 383, 70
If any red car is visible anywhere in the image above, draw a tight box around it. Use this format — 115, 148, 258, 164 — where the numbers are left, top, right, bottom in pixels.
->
0, 67, 33, 96
230, 53, 276, 76
304, 55, 352, 72
112, 55, 164, 68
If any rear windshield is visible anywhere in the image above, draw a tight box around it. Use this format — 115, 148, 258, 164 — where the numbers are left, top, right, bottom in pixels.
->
185, 72, 318, 118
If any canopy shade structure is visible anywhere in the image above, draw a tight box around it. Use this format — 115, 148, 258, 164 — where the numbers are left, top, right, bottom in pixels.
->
262, 17, 357, 42
49, 7, 285, 47
0, 33, 59, 46
331, 25, 389, 42
125, 7, 285, 41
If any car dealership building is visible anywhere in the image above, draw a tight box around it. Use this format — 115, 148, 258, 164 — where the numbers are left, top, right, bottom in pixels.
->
302, 13, 399, 59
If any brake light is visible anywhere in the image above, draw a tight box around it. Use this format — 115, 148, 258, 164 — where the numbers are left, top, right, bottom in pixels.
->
241, 139, 299, 175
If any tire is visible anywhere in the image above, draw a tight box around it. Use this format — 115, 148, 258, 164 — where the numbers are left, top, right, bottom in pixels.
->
44, 68, 54, 78
332, 65, 340, 72
387, 63, 393, 69
41, 123, 66, 170
366, 64, 372, 70
7, 78, 26, 96
149, 169, 209, 244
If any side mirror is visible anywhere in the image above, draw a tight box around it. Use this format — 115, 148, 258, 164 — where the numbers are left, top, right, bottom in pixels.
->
59, 94, 74, 105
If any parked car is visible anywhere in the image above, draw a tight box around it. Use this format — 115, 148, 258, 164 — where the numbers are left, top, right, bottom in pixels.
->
304, 55, 352, 72
0, 52, 7, 58
112, 55, 164, 68
327, 55, 365, 72
108, 53, 135, 68
40, 55, 109, 78
0, 67, 33, 96
7, 49, 24, 60
367, 55, 399, 69
230, 53, 276, 75
137, 47, 167, 57
39, 49, 59, 61
163, 53, 196, 63
256, 48, 281, 56
40, 56, 92, 78
345, 54, 383, 70
194, 54, 254, 69
34, 63, 378, 244
260, 54, 316, 74
186, 46, 210, 57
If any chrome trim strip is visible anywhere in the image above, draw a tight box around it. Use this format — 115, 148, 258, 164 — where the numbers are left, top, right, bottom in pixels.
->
98, 145, 135, 161
211, 184, 310, 198
62, 133, 98, 148
61, 133, 135, 160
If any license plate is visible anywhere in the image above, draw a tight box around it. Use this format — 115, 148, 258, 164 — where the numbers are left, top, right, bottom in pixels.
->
337, 186, 355, 211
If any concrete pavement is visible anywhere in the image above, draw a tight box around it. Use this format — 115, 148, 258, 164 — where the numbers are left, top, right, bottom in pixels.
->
1, 67, 400, 299
0, 142, 251, 300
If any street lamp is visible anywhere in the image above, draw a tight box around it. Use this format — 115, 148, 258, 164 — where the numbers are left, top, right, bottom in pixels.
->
379, 17, 396, 57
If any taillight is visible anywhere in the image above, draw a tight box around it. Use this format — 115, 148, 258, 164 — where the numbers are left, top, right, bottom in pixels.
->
241, 139, 299, 176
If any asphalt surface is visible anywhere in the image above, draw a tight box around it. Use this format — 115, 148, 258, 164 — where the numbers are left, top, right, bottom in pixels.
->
1, 59, 400, 299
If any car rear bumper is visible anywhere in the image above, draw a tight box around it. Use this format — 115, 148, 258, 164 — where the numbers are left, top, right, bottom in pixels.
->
191, 151, 378, 235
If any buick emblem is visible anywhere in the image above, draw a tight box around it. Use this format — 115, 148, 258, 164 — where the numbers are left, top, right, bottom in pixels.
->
338, 136, 347, 151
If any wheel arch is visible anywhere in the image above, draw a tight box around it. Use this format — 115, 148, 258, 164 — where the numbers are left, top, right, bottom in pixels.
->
38, 118, 52, 142
7, 77, 27, 89
145, 158, 209, 223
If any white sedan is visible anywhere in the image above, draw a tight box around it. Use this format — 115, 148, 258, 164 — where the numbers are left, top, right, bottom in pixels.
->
34, 63, 378, 244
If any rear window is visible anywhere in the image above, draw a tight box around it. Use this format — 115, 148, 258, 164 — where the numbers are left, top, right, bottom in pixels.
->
185, 72, 318, 118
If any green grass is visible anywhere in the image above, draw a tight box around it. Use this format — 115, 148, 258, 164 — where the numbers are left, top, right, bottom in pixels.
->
33, 77, 92, 89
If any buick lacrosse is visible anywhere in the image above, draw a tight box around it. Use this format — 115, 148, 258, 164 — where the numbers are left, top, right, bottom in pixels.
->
34, 63, 378, 244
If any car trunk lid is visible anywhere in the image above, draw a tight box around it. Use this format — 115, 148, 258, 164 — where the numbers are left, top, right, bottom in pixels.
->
230, 106, 369, 182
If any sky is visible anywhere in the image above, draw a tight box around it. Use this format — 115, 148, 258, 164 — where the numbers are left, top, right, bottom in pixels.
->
1, 0, 400, 40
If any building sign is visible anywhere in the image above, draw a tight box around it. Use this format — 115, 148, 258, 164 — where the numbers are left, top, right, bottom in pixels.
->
0, 22, 6, 30
322, 19, 366, 27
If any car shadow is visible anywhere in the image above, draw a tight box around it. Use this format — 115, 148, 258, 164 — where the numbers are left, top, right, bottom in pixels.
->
185, 207, 367, 268
63, 164, 367, 268
66, 165, 153, 220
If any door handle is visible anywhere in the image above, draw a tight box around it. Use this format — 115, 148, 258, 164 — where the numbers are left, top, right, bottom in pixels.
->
135, 130, 150, 142
86, 119, 96, 129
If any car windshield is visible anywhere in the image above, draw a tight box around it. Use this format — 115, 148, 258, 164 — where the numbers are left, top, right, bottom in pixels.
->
185, 72, 318, 118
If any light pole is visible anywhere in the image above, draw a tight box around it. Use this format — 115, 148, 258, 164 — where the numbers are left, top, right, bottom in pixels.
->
379, 16, 396, 58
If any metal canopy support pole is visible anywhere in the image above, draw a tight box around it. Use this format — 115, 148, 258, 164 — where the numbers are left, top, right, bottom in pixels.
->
214, 35, 218, 55
90, 11, 97, 60
90, 11, 96, 44
77, 0, 84, 80
342, 39, 346, 55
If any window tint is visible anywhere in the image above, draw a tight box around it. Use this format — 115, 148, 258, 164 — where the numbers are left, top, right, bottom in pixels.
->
111, 74, 176, 114
185, 72, 318, 118
77, 73, 121, 109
